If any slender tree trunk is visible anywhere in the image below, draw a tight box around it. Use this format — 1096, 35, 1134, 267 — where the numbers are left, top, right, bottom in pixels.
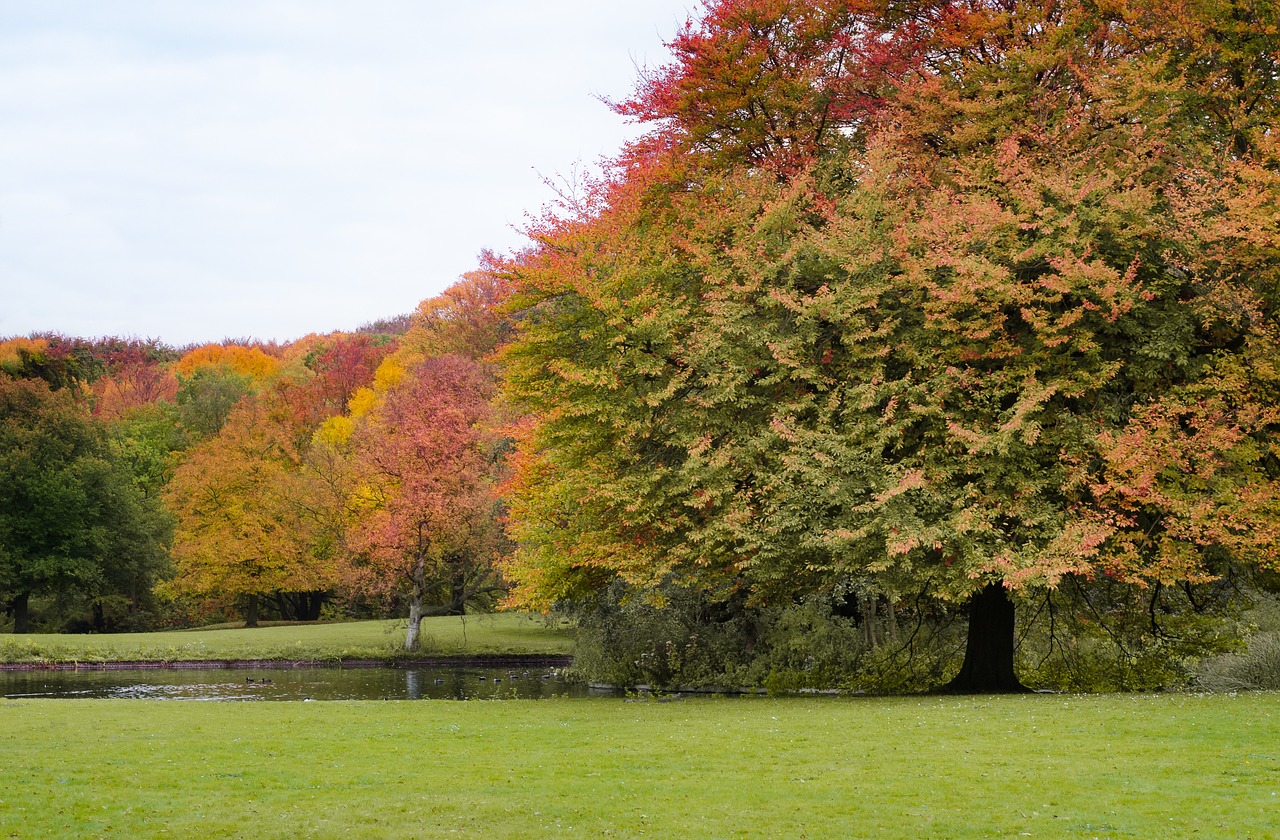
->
12, 592, 31, 634
942, 582, 1028, 694
404, 556, 426, 651
862, 595, 878, 649
885, 598, 898, 643
244, 594, 259, 628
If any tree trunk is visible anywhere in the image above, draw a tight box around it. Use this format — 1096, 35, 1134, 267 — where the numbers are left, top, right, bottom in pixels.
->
244, 594, 259, 628
942, 582, 1028, 694
404, 556, 426, 651
862, 595, 878, 649
304, 591, 325, 621
450, 571, 467, 616
12, 592, 31, 634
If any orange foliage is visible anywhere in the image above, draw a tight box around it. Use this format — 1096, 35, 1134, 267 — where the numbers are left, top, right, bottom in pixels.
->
174, 344, 281, 381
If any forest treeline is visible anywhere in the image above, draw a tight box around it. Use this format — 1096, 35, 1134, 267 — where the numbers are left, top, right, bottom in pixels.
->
0, 271, 509, 640
5, 0, 1280, 692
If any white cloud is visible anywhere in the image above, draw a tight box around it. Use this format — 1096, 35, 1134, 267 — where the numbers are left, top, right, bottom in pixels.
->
0, 0, 692, 345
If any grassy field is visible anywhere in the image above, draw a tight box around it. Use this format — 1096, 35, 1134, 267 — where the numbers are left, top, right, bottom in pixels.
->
0, 614, 574, 664
2, 692, 1277, 838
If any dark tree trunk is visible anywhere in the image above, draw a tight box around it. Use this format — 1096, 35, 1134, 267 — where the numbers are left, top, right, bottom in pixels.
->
303, 591, 325, 621
274, 592, 293, 621
244, 594, 259, 628
942, 583, 1028, 694
450, 572, 467, 616
12, 592, 31, 634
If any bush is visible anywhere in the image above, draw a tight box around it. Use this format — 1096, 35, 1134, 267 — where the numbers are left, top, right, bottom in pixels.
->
568, 582, 963, 693
569, 576, 1256, 694
1194, 632, 1280, 691
1012, 576, 1247, 692
568, 582, 761, 688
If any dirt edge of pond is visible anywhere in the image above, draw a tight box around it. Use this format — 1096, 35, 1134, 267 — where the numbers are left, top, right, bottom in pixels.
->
0, 655, 574, 672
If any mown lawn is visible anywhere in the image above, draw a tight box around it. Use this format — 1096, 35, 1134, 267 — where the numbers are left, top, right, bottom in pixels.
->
0, 613, 573, 664
2, 692, 1277, 838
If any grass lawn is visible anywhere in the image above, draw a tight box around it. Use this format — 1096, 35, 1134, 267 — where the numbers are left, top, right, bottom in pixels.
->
0, 613, 573, 664
2, 692, 1277, 838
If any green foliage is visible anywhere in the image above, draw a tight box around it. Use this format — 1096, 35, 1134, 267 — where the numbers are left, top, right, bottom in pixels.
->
1196, 632, 1280, 692
107, 401, 188, 498
1016, 579, 1247, 692
175, 365, 253, 439
1193, 592, 1280, 691
0, 377, 173, 632
570, 575, 1250, 693
501, 0, 1280, 693
569, 583, 762, 689
570, 582, 962, 692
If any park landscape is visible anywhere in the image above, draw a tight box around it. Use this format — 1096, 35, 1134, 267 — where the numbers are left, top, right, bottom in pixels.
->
4, 0, 1280, 836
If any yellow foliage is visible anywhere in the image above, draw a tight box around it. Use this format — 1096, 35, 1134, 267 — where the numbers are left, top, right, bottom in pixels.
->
350, 481, 387, 512
315, 415, 354, 447
0, 337, 48, 367
373, 357, 406, 391
348, 387, 378, 418
175, 344, 281, 381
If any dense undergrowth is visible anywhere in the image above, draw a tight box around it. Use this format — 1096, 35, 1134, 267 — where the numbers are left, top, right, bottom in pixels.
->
568, 579, 1279, 694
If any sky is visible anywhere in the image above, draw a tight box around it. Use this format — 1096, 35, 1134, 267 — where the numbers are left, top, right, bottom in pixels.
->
0, 1, 693, 346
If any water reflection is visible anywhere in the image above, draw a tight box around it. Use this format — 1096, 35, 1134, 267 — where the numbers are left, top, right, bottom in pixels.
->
0, 666, 615, 701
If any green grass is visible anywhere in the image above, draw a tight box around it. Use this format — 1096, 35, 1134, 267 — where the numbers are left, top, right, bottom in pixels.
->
0, 614, 574, 664
2, 692, 1278, 838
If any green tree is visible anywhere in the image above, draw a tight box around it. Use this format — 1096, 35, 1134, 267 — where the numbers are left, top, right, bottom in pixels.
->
175, 364, 254, 440
501, 0, 1280, 691
0, 377, 172, 632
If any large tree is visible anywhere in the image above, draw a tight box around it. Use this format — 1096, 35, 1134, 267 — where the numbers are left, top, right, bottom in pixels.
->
164, 393, 346, 626
349, 354, 506, 650
500, 0, 1280, 691
0, 377, 172, 632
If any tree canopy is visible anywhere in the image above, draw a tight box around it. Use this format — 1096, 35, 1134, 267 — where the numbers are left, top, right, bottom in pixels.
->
0, 377, 172, 632
499, 0, 1280, 690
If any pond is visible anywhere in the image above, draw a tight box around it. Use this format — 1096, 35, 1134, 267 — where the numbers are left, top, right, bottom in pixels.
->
0, 665, 617, 701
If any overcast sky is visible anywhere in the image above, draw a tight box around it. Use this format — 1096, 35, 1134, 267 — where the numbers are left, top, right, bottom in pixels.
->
0, 1, 692, 346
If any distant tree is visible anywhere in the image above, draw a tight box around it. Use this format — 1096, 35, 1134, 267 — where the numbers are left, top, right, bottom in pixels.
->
109, 401, 189, 500
280, 333, 398, 427
405, 262, 512, 362
0, 377, 172, 632
350, 355, 506, 649
175, 366, 254, 440
89, 339, 180, 420
356, 314, 414, 337
173, 344, 281, 381
164, 394, 344, 626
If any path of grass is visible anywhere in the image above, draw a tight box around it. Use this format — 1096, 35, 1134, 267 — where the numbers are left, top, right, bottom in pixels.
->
0, 614, 573, 664
2, 692, 1277, 838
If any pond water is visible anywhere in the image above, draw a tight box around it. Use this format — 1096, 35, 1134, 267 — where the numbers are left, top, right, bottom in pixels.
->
0, 666, 616, 701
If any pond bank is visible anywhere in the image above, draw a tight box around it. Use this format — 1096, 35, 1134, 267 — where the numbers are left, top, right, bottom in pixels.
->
0, 654, 574, 672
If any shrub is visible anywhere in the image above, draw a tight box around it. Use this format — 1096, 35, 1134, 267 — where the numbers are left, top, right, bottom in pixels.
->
1194, 632, 1280, 691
